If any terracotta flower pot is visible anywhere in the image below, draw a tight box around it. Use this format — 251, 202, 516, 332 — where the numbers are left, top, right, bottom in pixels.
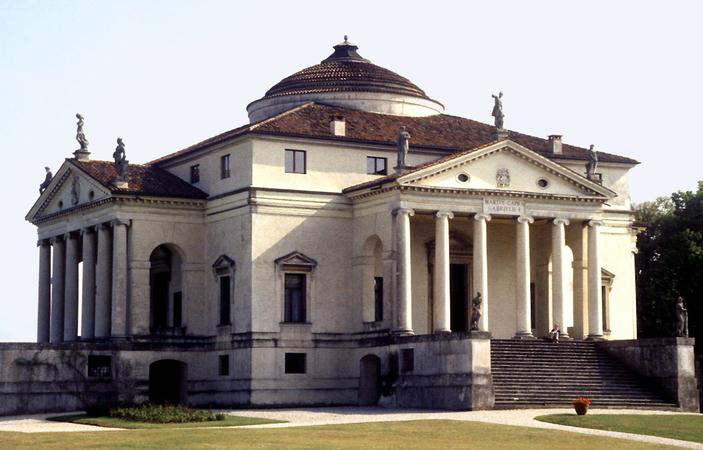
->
574, 403, 588, 415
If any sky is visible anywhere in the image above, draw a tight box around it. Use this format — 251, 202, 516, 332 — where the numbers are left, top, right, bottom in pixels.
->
1, 0, 702, 341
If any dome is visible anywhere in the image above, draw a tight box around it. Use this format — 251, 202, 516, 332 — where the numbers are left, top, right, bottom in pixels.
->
247, 38, 444, 123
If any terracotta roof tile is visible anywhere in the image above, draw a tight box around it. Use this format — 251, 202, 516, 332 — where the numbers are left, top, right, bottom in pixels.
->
70, 160, 207, 200
152, 103, 638, 167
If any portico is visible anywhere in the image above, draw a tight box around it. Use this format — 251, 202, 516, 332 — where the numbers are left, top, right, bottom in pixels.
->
36, 220, 129, 343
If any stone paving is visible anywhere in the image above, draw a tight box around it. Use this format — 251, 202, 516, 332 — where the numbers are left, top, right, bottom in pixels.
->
0, 407, 700, 449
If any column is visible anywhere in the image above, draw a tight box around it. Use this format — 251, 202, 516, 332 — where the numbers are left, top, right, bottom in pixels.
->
394, 208, 414, 335
551, 218, 570, 337
63, 232, 80, 341
49, 236, 65, 343
472, 213, 491, 332
515, 215, 534, 338
81, 228, 97, 339
433, 210, 453, 333
95, 224, 112, 338
111, 219, 129, 338
587, 220, 604, 339
37, 240, 51, 343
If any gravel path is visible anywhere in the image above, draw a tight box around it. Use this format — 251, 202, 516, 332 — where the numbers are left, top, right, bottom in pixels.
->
0, 407, 700, 449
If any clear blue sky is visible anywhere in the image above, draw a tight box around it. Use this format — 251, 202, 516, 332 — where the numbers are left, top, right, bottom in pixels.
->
1, 0, 701, 341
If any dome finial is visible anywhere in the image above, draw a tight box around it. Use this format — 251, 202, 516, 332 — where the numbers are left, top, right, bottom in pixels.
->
344, 35, 348, 44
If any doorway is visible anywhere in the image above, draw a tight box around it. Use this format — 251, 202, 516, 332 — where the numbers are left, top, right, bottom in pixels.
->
450, 264, 468, 332
149, 359, 188, 405
358, 355, 381, 406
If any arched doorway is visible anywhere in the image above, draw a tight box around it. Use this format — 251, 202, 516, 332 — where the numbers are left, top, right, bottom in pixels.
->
358, 354, 381, 406
150, 245, 183, 332
149, 359, 188, 405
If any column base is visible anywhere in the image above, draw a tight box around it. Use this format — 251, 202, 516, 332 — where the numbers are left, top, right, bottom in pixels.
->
434, 329, 451, 335
513, 332, 536, 340
586, 334, 605, 341
558, 333, 573, 340
392, 329, 414, 337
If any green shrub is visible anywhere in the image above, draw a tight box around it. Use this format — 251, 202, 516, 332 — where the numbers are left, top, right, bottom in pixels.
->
108, 404, 226, 423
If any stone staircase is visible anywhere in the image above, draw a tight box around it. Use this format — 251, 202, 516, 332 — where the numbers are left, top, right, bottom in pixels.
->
491, 339, 677, 409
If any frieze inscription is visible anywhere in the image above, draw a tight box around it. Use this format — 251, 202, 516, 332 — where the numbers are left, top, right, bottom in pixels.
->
483, 198, 524, 216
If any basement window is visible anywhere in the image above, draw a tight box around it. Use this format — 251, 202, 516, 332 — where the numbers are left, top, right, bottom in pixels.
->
88, 355, 112, 378
285, 353, 306, 374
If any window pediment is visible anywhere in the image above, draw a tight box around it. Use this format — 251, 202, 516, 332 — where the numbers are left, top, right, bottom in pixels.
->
213, 254, 236, 276
275, 251, 317, 272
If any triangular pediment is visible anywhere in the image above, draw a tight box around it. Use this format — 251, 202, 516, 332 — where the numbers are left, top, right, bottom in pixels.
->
26, 160, 112, 223
399, 140, 615, 199
274, 251, 318, 270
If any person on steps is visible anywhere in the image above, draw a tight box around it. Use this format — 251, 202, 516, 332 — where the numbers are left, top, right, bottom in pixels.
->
549, 324, 560, 343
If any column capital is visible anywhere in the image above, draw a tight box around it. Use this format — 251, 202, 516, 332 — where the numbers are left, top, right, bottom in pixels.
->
552, 217, 570, 226
63, 231, 80, 240
588, 219, 604, 227
474, 213, 492, 222
517, 215, 534, 224
49, 235, 64, 244
110, 218, 130, 227
393, 208, 415, 217
435, 210, 454, 219
80, 226, 96, 235
37, 238, 50, 247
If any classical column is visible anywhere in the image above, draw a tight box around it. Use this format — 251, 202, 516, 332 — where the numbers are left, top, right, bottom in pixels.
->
433, 210, 453, 333
49, 236, 65, 343
63, 232, 80, 341
95, 224, 112, 338
37, 240, 51, 343
551, 218, 570, 337
473, 213, 491, 332
515, 215, 534, 338
587, 220, 604, 339
394, 208, 414, 335
81, 228, 97, 339
111, 219, 129, 338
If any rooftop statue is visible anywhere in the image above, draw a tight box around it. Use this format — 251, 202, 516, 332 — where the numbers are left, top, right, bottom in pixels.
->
676, 297, 689, 337
75, 113, 89, 150
397, 126, 411, 169
492, 92, 504, 129
38, 167, 52, 194
470, 292, 482, 331
113, 137, 129, 180
586, 144, 599, 180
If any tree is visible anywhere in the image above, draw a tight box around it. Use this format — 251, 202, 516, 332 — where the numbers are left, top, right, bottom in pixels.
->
635, 181, 703, 348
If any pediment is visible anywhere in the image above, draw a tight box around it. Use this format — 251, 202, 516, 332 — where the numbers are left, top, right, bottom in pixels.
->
212, 254, 236, 274
26, 161, 112, 222
399, 141, 615, 199
274, 251, 318, 270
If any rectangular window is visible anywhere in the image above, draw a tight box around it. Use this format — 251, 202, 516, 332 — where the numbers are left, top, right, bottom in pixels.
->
173, 291, 182, 327
285, 353, 306, 374
88, 355, 112, 378
190, 164, 200, 184
374, 277, 383, 322
530, 282, 536, 330
284, 273, 306, 323
602, 286, 609, 331
366, 156, 388, 175
219, 276, 231, 325
401, 348, 414, 373
220, 154, 231, 179
285, 149, 306, 174
218, 354, 229, 376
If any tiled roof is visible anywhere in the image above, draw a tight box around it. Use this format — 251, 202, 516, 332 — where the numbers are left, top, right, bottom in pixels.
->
152, 103, 639, 166
70, 160, 207, 200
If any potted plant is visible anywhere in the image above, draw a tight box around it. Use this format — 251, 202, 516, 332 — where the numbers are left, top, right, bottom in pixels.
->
572, 397, 591, 415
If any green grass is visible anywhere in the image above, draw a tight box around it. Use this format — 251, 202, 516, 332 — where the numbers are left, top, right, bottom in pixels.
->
46, 413, 283, 429
0, 420, 680, 449
536, 414, 703, 443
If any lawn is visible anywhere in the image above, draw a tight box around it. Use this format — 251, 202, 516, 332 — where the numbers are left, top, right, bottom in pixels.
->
46, 413, 283, 429
0, 420, 680, 449
536, 414, 703, 443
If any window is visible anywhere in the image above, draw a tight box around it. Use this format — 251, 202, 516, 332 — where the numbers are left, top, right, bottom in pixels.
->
88, 355, 112, 378
530, 282, 536, 330
401, 348, 414, 373
284, 273, 306, 322
285, 353, 306, 374
374, 277, 383, 322
285, 149, 306, 174
190, 164, 200, 184
219, 275, 231, 325
366, 156, 387, 175
173, 292, 182, 327
220, 154, 231, 179
218, 354, 229, 376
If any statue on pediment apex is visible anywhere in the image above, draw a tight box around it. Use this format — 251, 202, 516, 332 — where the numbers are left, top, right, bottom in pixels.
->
39, 167, 52, 194
492, 92, 504, 129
